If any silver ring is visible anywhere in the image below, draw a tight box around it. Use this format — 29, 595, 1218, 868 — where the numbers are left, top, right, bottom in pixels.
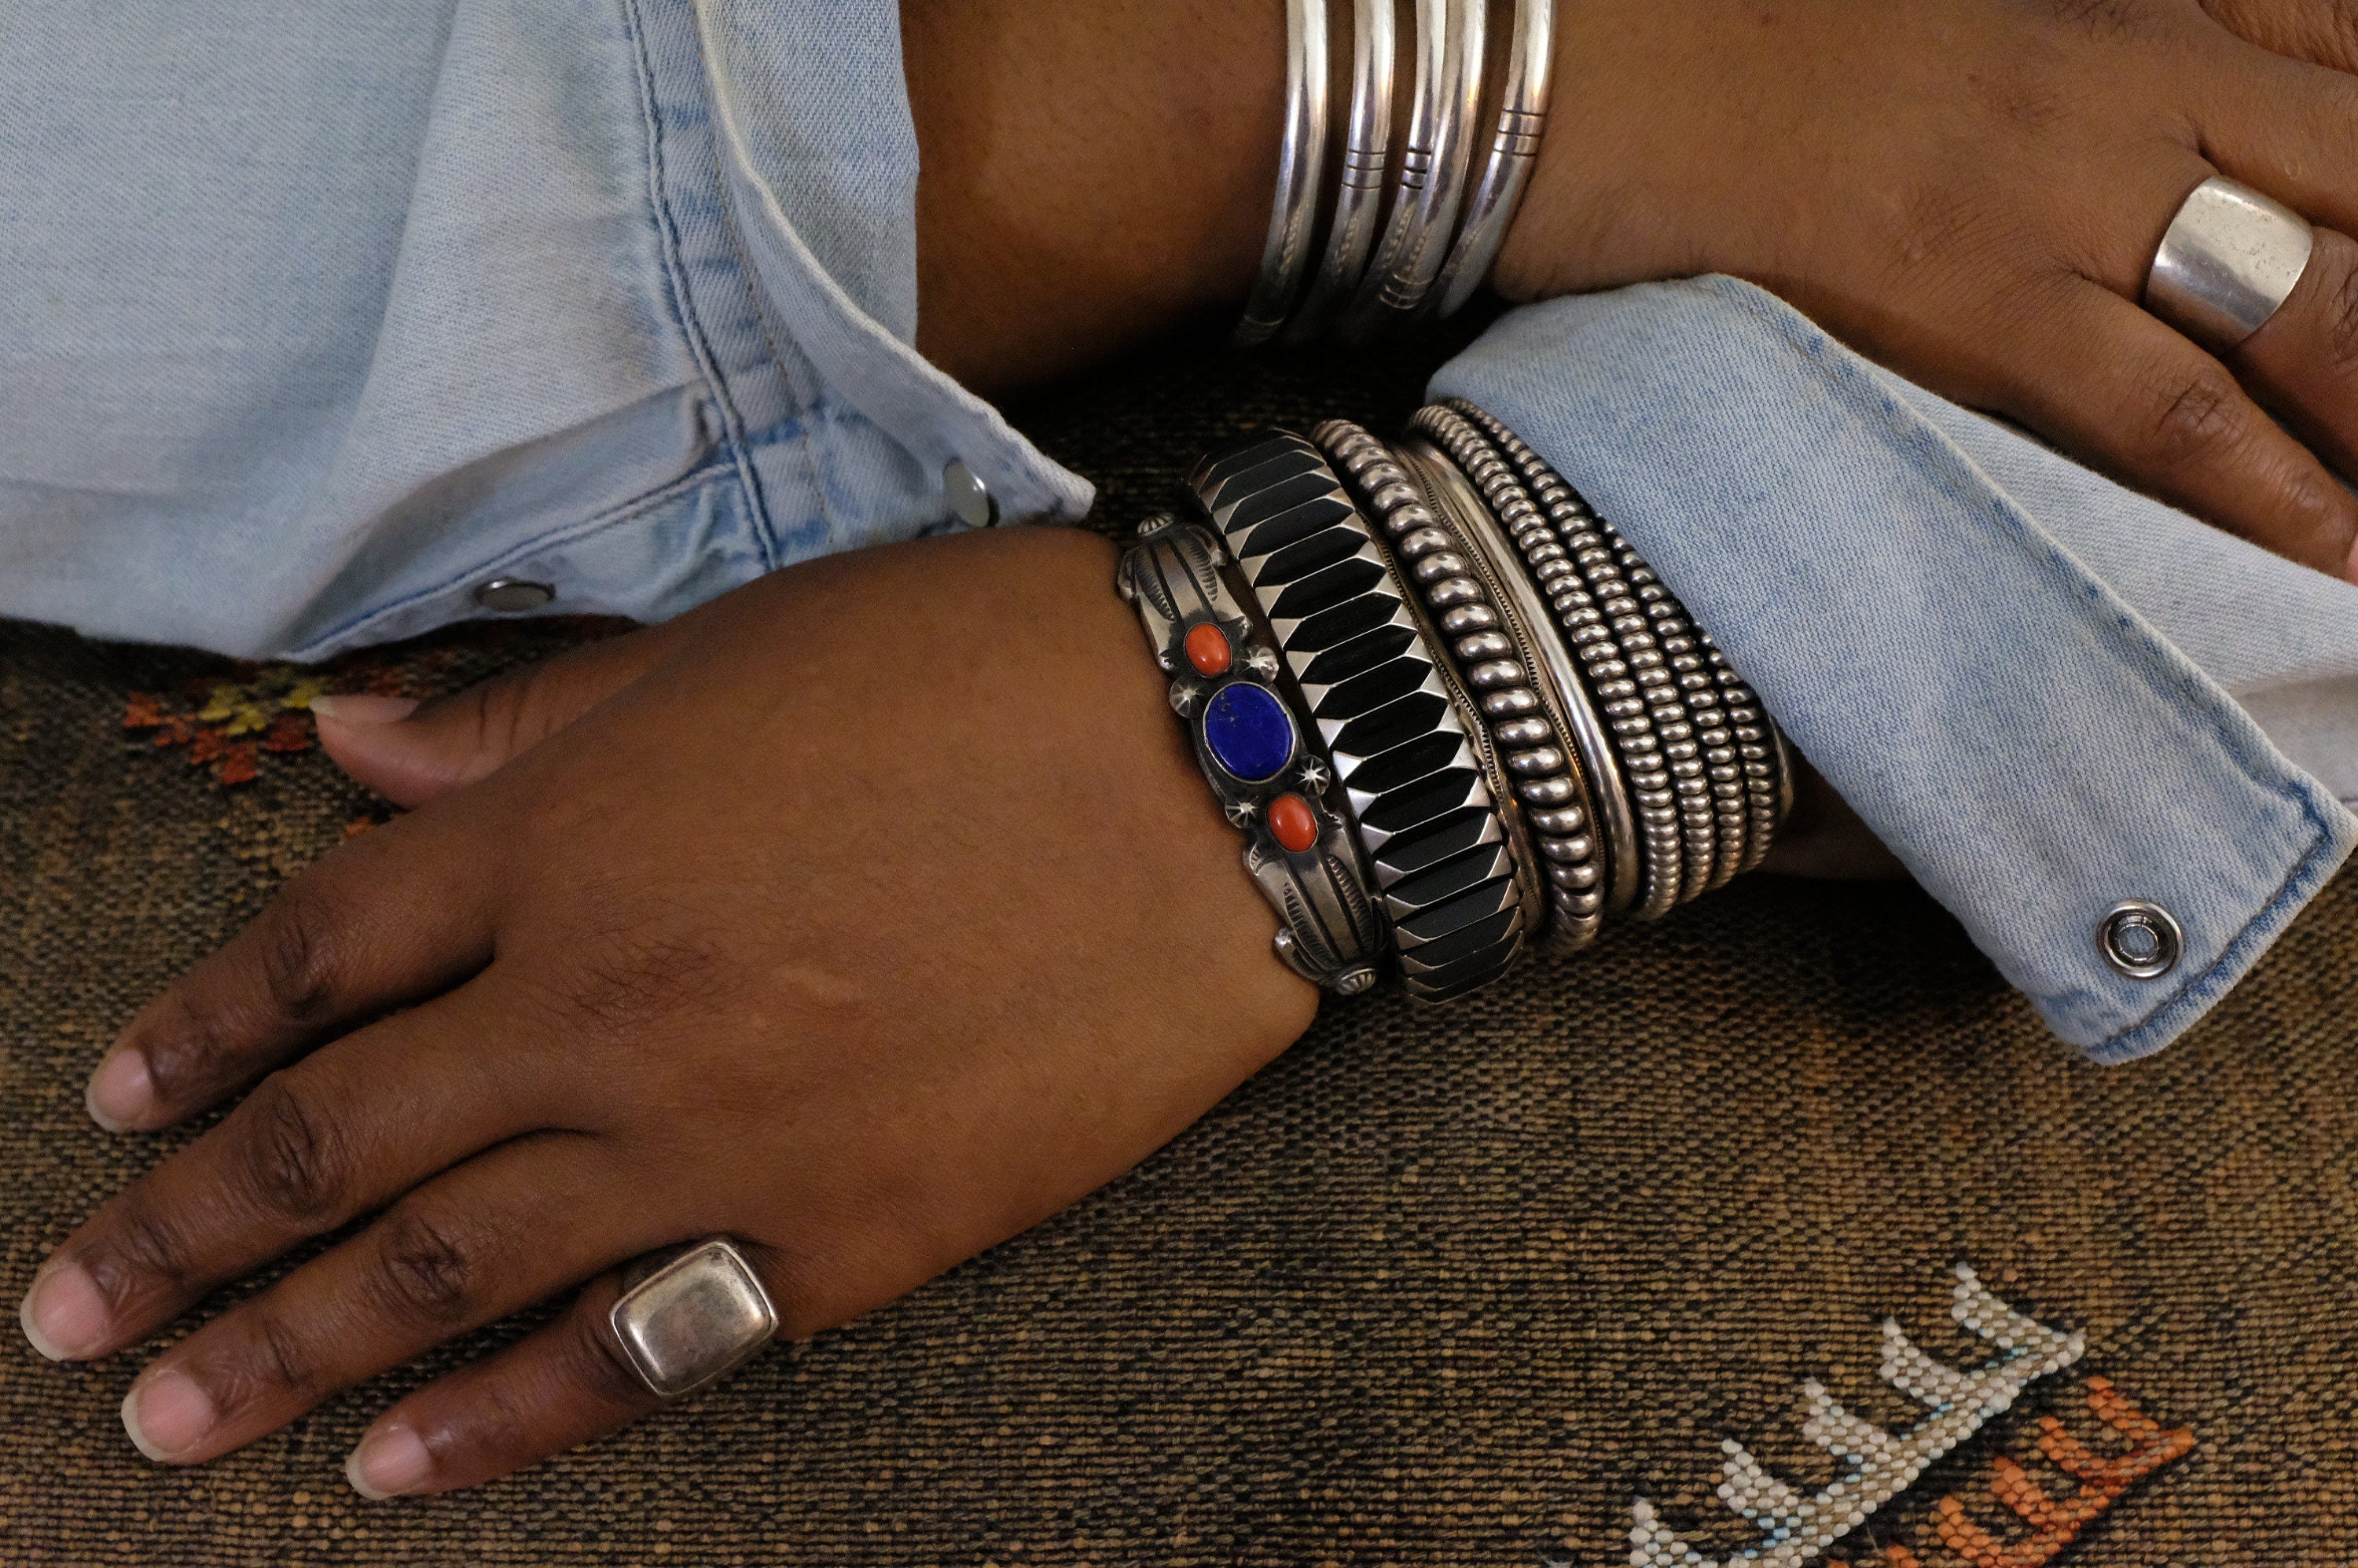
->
608, 1238, 780, 1399
1432, 0, 1556, 318
1235, 0, 1332, 346
2144, 175, 2315, 353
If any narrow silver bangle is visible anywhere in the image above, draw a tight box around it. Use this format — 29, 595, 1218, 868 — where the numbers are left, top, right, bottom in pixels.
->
1235, 0, 1333, 347
1341, 0, 1485, 336
1286, 0, 1398, 343
1431, 0, 1555, 318
1388, 435, 1610, 955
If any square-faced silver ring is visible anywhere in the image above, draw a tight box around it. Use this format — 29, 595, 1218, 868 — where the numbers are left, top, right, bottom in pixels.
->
607, 1237, 780, 1400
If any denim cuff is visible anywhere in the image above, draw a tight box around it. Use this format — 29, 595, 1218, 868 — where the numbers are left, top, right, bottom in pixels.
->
1434, 277, 2358, 1060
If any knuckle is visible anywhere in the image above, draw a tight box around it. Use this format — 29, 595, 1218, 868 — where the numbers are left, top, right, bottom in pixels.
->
136, 990, 240, 1103
255, 880, 348, 1026
231, 1075, 354, 1222
206, 1309, 321, 1416
2144, 366, 2247, 468
367, 1207, 487, 1327
2318, 252, 2358, 376
85, 1198, 199, 1307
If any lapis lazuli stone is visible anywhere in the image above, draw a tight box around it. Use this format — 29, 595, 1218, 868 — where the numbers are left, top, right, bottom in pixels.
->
1202, 681, 1296, 783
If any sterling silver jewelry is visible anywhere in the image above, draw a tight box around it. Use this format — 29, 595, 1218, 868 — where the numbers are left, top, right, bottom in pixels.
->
1439, 398, 1797, 904
1315, 418, 1607, 955
1118, 514, 1384, 993
2145, 175, 2315, 353
1236, 0, 1333, 346
1431, 0, 1555, 318
1190, 433, 1533, 1001
1341, 0, 1485, 336
1287, 0, 1398, 343
1389, 409, 1640, 918
609, 1238, 780, 1399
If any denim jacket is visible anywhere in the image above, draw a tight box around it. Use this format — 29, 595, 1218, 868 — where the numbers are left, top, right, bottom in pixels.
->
4, 0, 2352, 1058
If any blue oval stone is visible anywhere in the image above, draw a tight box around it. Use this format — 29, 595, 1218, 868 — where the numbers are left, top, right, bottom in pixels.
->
1202, 681, 1296, 783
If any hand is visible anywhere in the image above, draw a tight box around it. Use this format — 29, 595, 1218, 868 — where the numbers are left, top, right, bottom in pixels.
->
16, 526, 1317, 1496
1497, 0, 2358, 579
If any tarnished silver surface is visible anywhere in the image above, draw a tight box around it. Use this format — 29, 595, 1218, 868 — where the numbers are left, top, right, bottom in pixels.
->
1344, 424, 1606, 957
2144, 176, 2314, 351
1401, 406, 1642, 920
1342, 0, 1484, 336
1118, 515, 1384, 993
1432, 0, 1555, 318
1236, 0, 1332, 347
608, 1239, 779, 1401
1287, 0, 1398, 343
1190, 431, 1530, 1003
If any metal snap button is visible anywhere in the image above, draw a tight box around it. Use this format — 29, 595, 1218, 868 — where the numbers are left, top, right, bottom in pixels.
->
943, 459, 997, 528
473, 578, 555, 613
2098, 900, 2183, 980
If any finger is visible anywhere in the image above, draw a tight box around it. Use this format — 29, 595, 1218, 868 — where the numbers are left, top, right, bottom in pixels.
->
1989, 278, 2358, 577
2228, 226, 2358, 523
314, 620, 689, 810
343, 1266, 662, 1499
112, 1136, 653, 1471
2198, 0, 2358, 76
88, 805, 501, 1133
22, 988, 538, 1364
2193, 39, 2358, 237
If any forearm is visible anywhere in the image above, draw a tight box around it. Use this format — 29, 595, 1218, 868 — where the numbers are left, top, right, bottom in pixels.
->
903, 0, 1282, 394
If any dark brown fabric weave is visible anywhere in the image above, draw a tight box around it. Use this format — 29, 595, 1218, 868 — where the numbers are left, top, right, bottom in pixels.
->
4, 329, 2356, 1566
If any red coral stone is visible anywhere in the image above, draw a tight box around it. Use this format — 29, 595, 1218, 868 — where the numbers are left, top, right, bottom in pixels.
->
1185, 622, 1232, 677
1266, 793, 1318, 853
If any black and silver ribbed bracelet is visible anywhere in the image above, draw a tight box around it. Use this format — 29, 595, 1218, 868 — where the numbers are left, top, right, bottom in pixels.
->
1311, 418, 1609, 957
1187, 433, 1534, 1002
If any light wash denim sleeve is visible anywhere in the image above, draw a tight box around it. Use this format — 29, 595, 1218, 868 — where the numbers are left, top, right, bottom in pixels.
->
4, 2, 2351, 1058
0, 0, 1089, 663
1434, 279, 2358, 1061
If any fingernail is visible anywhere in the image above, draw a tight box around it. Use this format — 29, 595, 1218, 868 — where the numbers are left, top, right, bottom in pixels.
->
309, 694, 420, 725
19, 1260, 112, 1362
85, 1048, 153, 1133
122, 1368, 216, 1461
346, 1422, 434, 1500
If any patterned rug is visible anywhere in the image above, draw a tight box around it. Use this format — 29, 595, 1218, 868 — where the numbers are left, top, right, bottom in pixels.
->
3, 325, 2355, 1566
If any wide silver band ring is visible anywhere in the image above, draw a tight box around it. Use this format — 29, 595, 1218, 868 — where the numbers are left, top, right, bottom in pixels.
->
2144, 175, 2315, 353
608, 1237, 780, 1400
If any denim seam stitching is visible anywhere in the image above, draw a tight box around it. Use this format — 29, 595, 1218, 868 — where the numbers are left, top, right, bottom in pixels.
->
707, 145, 836, 553
619, 0, 775, 568
286, 461, 736, 659
1713, 277, 2348, 1045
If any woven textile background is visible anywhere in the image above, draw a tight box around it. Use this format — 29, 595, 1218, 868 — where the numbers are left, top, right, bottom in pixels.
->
3, 328, 2356, 1566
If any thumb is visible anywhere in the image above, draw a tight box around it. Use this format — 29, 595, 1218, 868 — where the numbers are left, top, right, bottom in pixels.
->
311, 621, 689, 809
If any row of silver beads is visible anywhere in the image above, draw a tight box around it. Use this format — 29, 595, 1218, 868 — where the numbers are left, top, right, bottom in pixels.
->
1311, 419, 1605, 953
1445, 399, 1788, 876
1410, 405, 1686, 920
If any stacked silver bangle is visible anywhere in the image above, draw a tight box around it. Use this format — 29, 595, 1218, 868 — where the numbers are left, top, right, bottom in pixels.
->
1236, 0, 1557, 345
1123, 403, 1794, 1004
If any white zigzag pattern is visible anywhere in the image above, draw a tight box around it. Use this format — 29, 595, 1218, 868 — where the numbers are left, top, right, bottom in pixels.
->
1627, 1265, 2084, 1567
